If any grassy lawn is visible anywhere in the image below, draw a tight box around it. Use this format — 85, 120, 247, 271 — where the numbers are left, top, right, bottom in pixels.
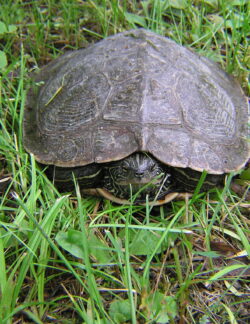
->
0, 0, 249, 323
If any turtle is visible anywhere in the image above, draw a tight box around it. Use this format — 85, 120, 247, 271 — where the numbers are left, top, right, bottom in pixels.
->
23, 29, 249, 205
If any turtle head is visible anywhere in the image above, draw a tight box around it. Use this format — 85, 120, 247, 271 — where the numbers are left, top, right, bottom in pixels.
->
115, 153, 164, 184
104, 153, 172, 202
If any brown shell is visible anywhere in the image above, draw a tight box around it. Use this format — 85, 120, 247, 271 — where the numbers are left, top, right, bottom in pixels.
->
23, 29, 249, 174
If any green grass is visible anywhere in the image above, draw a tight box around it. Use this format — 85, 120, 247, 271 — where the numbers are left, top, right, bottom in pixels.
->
0, 0, 249, 323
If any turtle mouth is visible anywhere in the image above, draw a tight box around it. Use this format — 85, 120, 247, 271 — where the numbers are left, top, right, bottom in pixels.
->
114, 177, 170, 203
117, 177, 162, 186
116, 178, 164, 196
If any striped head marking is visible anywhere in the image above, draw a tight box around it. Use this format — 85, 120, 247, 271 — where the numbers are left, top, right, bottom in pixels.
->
104, 152, 172, 202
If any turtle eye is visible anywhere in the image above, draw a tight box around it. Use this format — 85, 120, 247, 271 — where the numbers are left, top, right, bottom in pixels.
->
155, 168, 162, 176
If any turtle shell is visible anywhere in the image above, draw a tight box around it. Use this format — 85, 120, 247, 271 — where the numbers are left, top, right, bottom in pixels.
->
23, 29, 249, 174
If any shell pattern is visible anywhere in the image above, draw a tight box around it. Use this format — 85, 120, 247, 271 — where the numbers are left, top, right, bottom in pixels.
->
23, 29, 249, 174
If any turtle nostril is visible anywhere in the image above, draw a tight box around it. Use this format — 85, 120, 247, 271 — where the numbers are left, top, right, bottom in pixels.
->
135, 171, 144, 178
